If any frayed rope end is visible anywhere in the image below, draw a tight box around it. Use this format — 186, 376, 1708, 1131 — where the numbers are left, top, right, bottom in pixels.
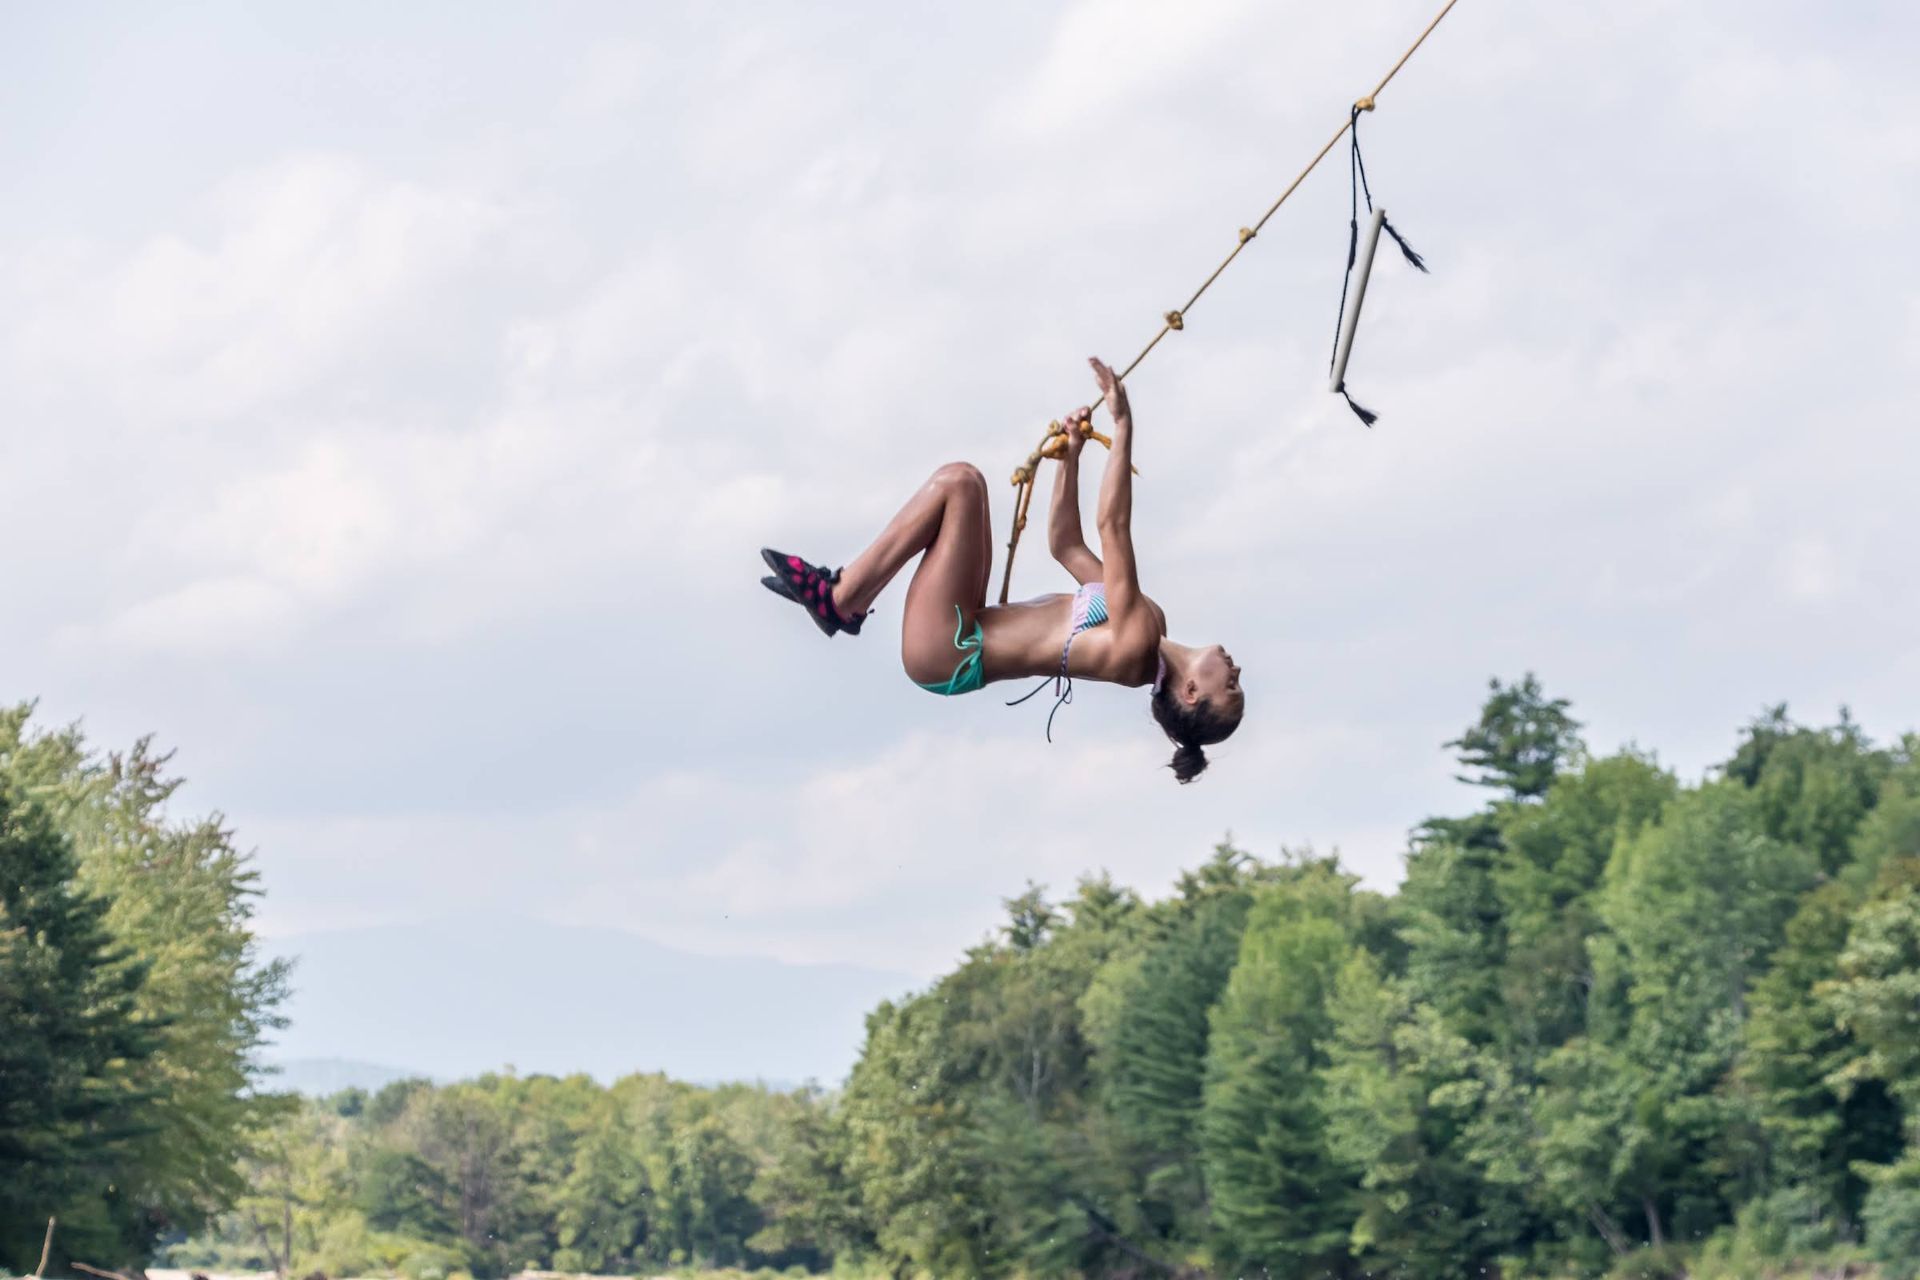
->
1383, 219, 1428, 273
1336, 384, 1378, 427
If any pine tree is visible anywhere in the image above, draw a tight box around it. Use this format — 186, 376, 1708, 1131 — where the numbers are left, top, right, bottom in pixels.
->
1324, 950, 1517, 1278
1447, 673, 1584, 801
839, 992, 997, 1277
1404, 675, 1586, 1046
1825, 857, 1920, 1276
74, 739, 292, 1249
0, 707, 289, 1258
1723, 707, 1891, 873
1087, 882, 1252, 1245
1739, 881, 1901, 1240
1536, 783, 1818, 1256
747, 1089, 869, 1269
1199, 862, 1364, 1279
1495, 752, 1675, 1058
0, 767, 159, 1270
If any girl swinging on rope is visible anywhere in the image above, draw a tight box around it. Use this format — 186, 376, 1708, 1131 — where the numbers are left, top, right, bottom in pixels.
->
760, 357, 1244, 783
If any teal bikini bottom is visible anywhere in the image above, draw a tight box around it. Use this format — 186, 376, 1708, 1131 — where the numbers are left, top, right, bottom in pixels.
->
916, 606, 985, 696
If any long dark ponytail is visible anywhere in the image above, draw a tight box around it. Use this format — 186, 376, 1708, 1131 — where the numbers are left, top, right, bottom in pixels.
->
1150, 685, 1241, 784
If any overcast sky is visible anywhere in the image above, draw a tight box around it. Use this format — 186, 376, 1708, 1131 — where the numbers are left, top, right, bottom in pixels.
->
3, 1, 1916, 992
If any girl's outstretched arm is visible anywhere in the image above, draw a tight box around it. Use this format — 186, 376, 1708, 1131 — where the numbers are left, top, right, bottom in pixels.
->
1089, 357, 1143, 619
1048, 406, 1104, 585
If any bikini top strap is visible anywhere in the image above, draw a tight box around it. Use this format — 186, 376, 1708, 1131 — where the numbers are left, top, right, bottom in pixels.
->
1005, 584, 1101, 743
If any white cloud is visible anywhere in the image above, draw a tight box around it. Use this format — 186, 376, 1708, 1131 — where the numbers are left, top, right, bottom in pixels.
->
1778, 537, 1849, 605
558, 39, 664, 119
247, 707, 1420, 978
993, 0, 1263, 138
6, 155, 506, 426
84, 575, 300, 655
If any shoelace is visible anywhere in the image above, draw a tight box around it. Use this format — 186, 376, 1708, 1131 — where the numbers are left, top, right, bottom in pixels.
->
790, 562, 869, 624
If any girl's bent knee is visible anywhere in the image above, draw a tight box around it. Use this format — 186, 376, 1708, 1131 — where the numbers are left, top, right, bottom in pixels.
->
933, 461, 987, 494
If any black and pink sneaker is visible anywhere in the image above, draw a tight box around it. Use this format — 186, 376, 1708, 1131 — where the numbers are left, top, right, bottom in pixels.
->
760, 548, 865, 637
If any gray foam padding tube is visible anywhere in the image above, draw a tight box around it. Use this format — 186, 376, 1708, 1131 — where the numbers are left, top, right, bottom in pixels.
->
1330, 205, 1388, 391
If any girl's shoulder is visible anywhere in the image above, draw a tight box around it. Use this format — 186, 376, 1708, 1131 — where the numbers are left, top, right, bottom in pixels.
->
1142, 595, 1167, 635
1074, 610, 1162, 687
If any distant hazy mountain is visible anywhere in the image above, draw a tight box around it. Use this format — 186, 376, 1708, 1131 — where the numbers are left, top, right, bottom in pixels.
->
264, 918, 918, 1088
265, 1056, 422, 1096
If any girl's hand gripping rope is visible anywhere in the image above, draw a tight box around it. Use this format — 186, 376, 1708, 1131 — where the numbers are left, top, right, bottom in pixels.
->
1089, 357, 1130, 425
1059, 406, 1092, 460
1040, 406, 1104, 463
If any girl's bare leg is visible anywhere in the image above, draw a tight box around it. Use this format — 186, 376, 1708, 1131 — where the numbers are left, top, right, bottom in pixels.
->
833, 462, 993, 683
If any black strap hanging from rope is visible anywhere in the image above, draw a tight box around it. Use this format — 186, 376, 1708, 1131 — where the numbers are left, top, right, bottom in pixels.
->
1328, 105, 1428, 427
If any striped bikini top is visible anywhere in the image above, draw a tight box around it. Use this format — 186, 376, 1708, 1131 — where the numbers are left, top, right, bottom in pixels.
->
1065, 582, 1110, 653
1070, 582, 1169, 693
1007, 583, 1113, 741
1071, 584, 1169, 692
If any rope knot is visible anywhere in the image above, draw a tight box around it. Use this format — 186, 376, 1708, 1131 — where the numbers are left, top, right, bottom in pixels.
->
1238, 227, 1256, 244
1164, 309, 1185, 331
1354, 95, 1376, 112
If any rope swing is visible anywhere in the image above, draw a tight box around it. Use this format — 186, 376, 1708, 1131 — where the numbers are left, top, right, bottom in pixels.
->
1328, 101, 1430, 426
997, 0, 1461, 605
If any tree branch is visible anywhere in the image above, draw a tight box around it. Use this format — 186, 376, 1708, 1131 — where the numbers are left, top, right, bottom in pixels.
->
1072, 1196, 1181, 1276
72, 1263, 137, 1280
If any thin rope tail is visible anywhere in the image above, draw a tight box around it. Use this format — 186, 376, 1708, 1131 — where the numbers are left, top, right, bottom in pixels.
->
1352, 105, 1428, 272
1337, 385, 1378, 426
1382, 218, 1427, 271
1351, 105, 1376, 213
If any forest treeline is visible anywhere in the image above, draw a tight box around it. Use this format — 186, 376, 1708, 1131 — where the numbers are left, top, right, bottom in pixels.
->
743, 680, 1920, 1280
9, 683, 1920, 1279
